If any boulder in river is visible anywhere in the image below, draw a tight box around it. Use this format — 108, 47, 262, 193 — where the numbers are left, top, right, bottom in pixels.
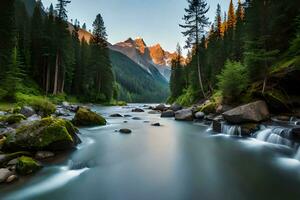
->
72, 107, 106, 126
0, 168, 13, 183
20, 106, 35, 118
151, 123, 161, 127
3, 117, 80, 151
119, 129, 132, 134
154, 104, 167, 112
161, 110, 175, 118
175, 109, 193, 121
170, 103, 182, 112
222, 101, 270, 124
16, 156, 42, 175
148, 110, 160, 114
110, 113, 123, 117
212, 115, 223, 133
132, 108, 145, 112
194, 112, 205, 120
6, 174, 18, 183
132, 117, 142, 120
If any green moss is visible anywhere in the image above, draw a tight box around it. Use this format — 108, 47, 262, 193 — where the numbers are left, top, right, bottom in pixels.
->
4, 117, 75, 150
197, 102, 217, 114
72, 107, 106, 126
16, 93, 56, 117
12, 106, 21, 114
0, 114, 26, 124
16, 156, 42, 175
0, 103, 15, 112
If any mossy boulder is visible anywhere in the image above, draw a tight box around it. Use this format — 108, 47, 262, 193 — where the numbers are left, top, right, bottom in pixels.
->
3, 117, 80, 151
30, 99, 56, 117
16, 156, 42, 175
72, 107, 106, 126
0, 114, 26, 125
0, 151, 31, 167
197, 102, 217, 114
12, 106, 21, 114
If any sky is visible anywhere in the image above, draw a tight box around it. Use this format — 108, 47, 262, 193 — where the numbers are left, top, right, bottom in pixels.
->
42, 0, 239, 54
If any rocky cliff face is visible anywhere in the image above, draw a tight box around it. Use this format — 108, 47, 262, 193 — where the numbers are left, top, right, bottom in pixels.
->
111, 37, 179, 81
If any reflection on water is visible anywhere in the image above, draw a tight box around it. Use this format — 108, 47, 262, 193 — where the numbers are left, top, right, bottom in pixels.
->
2, 104, 300, 200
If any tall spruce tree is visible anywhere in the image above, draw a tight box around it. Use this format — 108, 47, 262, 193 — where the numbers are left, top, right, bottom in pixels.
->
0, 0, 16, 82
170, 44, 185, 99
180, 0, 209, 98
90, 14, 114, 102
53, 0, 71, 94
244, 0, 279, 94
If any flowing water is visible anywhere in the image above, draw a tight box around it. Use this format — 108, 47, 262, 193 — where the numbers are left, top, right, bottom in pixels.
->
1, 104, 300, 200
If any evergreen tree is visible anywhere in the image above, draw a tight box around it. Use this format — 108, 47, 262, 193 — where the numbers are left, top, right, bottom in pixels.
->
53, 0, 72, 94
31, 0, 44, 84
234, 0, 245, 61
215, 4, 224, 38
244, 0, 279, 94
90, 14, 114, 102
15, 0, 31, 75
0, 0, 16, 81
180, 0, 210, 98
3, 46, 23, 101
227, 0, 236, 29
170, 44, 185, 99
82, 23, 87, 30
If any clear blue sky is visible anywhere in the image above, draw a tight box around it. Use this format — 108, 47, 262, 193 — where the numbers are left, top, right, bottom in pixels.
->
42, 0, 239, 54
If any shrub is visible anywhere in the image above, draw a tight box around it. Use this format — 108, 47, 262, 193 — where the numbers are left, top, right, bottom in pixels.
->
16, 93, 56, 117
175, 87, 197, 106
217, 61, 249, 102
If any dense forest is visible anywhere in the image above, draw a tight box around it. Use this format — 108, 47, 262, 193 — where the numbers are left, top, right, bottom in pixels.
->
0, 0, 115, 103
169, 0, 300, 113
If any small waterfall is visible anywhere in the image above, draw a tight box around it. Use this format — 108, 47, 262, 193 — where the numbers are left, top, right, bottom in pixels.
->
254, 127, 293, 147
290, 117, 300, 125
295, 148, 300, 161
221, 124, 242, 136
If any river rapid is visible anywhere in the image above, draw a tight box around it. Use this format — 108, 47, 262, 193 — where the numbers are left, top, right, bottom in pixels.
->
1, 104, 300, 200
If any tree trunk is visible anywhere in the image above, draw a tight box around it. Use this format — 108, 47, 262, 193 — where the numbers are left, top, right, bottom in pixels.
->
61, 71, 65, 93
262, 76, 267, 94
197, 52, 206, 98
53, 51, 59, 95
46, 60, 50, 95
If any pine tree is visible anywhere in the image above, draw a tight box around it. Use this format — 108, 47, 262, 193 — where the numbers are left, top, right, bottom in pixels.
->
53, 0, 72, 94
170, 44, 185, 99
227, 0, 236, 29
180, 0, 209, 98
0, 0, 16, 82
234, 0, 245, 61
56, 0, 71, 21
3, 46, 23, 101
244, 0, 279, 94
15, 0, 31, 75
31, 0, 44, 84
90, 14, 114, 102
82, 23, 87, 30
215, 4, 223, 38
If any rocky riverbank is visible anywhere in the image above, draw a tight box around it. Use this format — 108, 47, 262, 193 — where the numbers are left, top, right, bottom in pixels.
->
0, 102, 106, 184
148, 100, 300, 139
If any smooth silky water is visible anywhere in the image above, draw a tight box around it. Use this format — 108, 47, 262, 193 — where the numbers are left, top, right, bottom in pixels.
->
1, 104, 300, 200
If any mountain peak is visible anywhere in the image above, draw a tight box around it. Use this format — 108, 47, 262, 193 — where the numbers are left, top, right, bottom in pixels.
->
124, 37, 134, 43
134, 37, 147, 54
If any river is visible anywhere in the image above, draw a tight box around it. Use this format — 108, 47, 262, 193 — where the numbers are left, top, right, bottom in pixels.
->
1, 104, 300, 200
